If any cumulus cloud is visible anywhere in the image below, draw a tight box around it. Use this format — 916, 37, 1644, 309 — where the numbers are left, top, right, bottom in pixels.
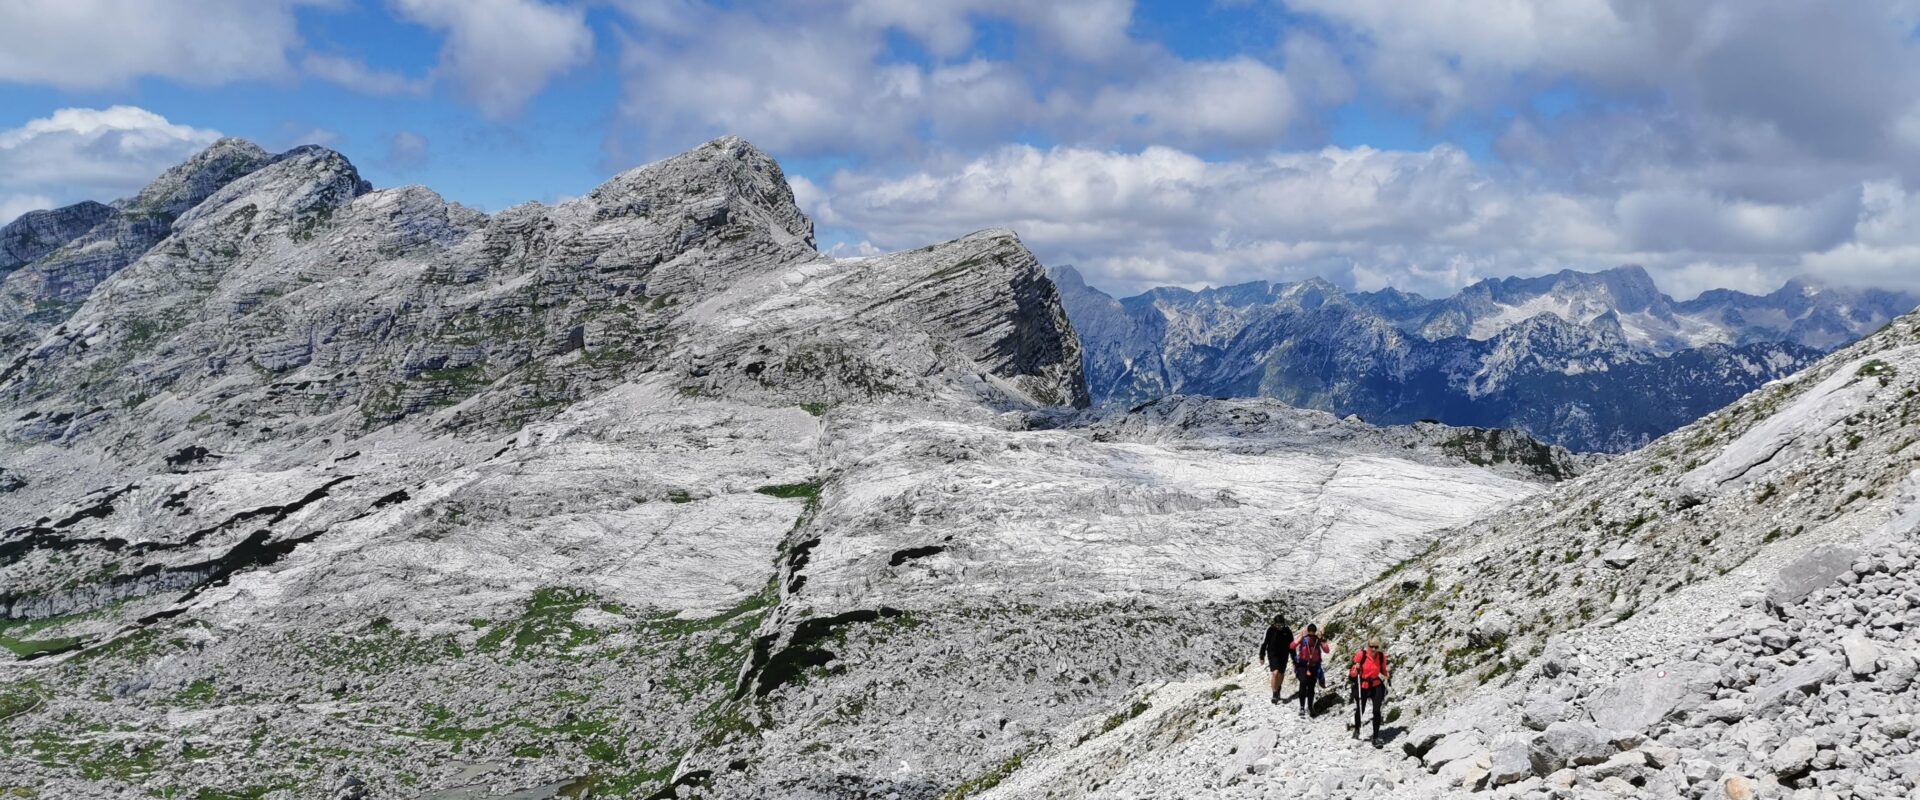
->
607, 0, 1326, 160
382, 130, 431, 172
0, 0, 315, 89
806, 141, 1920, 298
0, 106, 221, 224
302, 53, 430, 96
394, 0, 594, 119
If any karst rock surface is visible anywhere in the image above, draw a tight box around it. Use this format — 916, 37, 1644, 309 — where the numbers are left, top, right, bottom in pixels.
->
0, 138, 1561, 799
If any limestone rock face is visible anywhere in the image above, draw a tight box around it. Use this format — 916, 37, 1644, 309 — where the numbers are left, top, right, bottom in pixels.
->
0, 136, 1558, 800
0, 201, 115, 272
0, 138, 273, 355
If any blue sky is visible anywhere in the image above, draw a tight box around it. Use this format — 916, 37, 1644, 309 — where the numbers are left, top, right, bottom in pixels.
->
6, 1, 1920, 299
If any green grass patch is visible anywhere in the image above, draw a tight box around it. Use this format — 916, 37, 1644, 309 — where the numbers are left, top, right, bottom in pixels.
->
475, 587, 614, 661
174, 679, 216, 706
755, 481, 822, 501
941, 748, 1033, 799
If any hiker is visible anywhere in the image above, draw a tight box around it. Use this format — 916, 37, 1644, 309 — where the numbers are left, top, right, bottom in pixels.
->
1292, 624, 1330, 717
1258, 617, 1294, 704
1350, 637, 1391, 745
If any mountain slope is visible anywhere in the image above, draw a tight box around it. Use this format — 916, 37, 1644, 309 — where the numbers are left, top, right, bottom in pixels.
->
0, 138, 1571, 800
987, 294, 1920, 799
1053, 265, 1896, 452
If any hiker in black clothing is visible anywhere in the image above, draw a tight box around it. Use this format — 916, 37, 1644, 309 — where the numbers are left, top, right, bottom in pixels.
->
1349, 636, 1391, 745
1292, 624, 1330, 717
1258, 618, 1294, 704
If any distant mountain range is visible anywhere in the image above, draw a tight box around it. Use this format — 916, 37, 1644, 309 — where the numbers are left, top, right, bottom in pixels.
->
1052, 265, 1920, 452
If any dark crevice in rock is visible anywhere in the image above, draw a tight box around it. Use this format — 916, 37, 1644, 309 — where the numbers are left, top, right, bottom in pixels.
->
129, 475, 354, 555
749, 607, 906, 698
51, 484, 138, 529
165, 446, 221, 471
784, 537, 820, 595
887, 545, 946, 566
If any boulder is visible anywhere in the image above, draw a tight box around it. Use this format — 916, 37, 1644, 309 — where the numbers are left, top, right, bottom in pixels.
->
1586, 749, 1651, 782
1522, 692, 1573, 731
1587, 661, 1719, 733
1436, 752, 1491, 790
1841, 634, 1880, 677
1767, 736, 1816, 780
1749, 656, 1840, 713
1542, 769, 1576, 791
1401, 716, 1463, 759
1473, 609, 1514, 646
1879, 715, 1915, 739
1712, 774, 1759, 800
1423, 733, 1484, 772
1530, 721, 1616, 773
1642, 745, 1680, 769
1767, 545, 1860, 610
1701, 697, 1749, 723
1601, 544, 1641, 568
1487, 737, 1533, 786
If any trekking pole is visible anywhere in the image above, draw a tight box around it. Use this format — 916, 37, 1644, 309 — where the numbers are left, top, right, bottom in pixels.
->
1351, 675, 1361, 737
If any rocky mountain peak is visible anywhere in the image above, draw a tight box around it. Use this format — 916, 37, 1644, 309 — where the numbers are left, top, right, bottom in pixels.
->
1049, 263, 1091, 291
590, 135, 813, 248
170, 143, 369, 234
121, 137, 272, 220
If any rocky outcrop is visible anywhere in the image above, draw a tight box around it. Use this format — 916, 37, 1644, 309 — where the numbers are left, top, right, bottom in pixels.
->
0, 201, 114, 273
0, 138, 273, 357
0, 135, 1571, 799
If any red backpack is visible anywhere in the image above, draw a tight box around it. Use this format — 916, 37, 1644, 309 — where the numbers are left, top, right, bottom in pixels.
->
1294, 635, 1322, 667
1352, 649, 1388, 688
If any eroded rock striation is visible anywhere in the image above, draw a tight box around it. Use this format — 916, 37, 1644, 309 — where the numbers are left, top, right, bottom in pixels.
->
0, 137, 1562, 799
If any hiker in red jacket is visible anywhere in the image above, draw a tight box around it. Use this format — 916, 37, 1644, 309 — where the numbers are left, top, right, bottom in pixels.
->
1350, 637, 1391, 745
1292, 624, 1330, 717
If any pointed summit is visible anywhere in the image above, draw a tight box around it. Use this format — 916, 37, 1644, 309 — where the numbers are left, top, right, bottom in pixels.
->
121, 137, 273, 220
171, 143, 371, 235
589, 136, 814, 252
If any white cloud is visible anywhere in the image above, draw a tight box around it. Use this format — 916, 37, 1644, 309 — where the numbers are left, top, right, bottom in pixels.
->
0, 107, 222, 223
394, 0, 594, 119
0, 0, 316, 89
302, 53, 429, 96
0, 194, 56, 227
1286, 0, 1920, 164
614, 8, 930, 157
843, 0, 1139, 62
383, 130, 431, 172
807, 142, 1920, 298
1064, 57, 1299, 149
607, 1, 1323, 160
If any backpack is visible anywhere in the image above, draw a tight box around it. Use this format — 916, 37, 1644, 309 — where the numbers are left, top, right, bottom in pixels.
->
1295, 635, 1322, 667
1353, 649, 1387, 688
